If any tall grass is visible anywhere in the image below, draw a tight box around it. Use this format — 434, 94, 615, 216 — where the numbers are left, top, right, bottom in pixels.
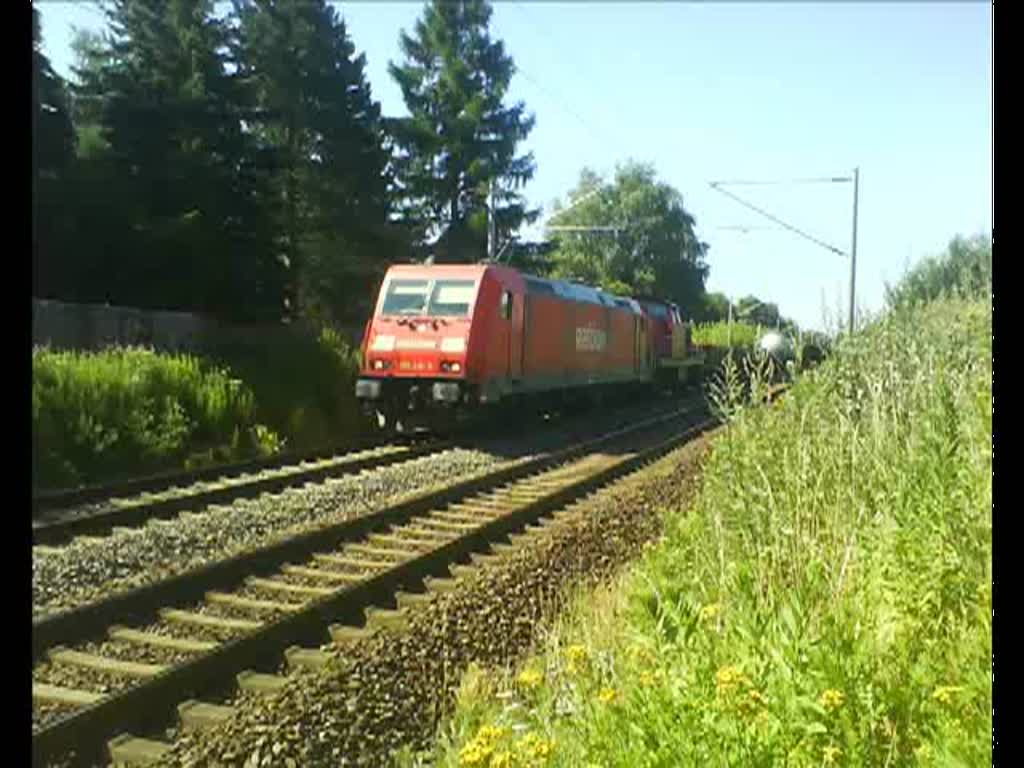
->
32, 347, 275, 490
423, 296, 991, 767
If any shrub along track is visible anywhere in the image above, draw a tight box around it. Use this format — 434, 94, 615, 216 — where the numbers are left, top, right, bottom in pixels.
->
32, 437, 443, 548
32, 402, 713, 767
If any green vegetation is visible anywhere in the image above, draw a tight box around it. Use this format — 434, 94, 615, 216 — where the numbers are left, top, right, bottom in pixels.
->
201, 327, 365, 457
422, 291, 991, 766
32, 329, 364, 491
32, 348, 273, 490
544, 163, 709, 309
389, 0, 537, 262
886, 234, 992, 310
691, 320, 763, 349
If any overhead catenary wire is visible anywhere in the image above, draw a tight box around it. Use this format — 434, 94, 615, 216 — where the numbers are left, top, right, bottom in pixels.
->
708, 182, 848, 258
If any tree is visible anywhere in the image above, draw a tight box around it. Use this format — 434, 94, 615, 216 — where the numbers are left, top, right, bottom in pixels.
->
734, 295, 781, 327
69, 0, 283, 319
33, 6, 77, 298
233, 0, 400, 325
885, 233, 992, 309
32, 8, 75, 178
547, 162, 710, 310
389, 0, 537, 263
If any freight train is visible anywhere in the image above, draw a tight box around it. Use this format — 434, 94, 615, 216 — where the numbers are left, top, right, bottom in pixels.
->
354, 263, 705, 431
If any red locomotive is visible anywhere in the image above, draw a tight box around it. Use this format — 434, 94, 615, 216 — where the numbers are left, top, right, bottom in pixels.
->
355, 263, 703, 430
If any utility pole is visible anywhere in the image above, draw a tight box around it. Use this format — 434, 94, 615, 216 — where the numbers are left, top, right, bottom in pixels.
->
709, 169, 861, 335
848, 167, 860, 335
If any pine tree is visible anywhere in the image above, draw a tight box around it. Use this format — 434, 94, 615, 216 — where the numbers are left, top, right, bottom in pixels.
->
233, 0, 399, 324
32, 8, 75, 178
33, 6, 77, 299
70, 0, 284, 319
389, 0, 536, 263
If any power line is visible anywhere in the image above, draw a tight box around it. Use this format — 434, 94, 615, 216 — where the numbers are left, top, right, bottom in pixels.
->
708, 182, 848, 257
708, 176, 853, 187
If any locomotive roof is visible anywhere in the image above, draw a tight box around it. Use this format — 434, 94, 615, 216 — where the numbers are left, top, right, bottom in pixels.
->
382, 263, 641, 313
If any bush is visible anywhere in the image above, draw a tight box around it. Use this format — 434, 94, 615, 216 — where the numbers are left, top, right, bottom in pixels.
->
692, 320, 763, 349
885, 233, 992, 309
199, 325, 366, 454
32, 347, 277, 490
426, 296, 991, 767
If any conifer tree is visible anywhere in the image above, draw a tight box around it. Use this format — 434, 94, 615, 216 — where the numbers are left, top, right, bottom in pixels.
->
389, 0, 536, 262
71, 0, 283, 319
32, 6, 77, 298
233, 0, 399, 324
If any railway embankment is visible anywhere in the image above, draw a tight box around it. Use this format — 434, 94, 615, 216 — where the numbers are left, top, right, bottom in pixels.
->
153, 425, 717, 767
414, 296, 991, 767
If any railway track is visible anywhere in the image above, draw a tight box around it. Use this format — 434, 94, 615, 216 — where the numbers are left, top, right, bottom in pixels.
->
32, 404, 715, 767
32, 438, 446, 548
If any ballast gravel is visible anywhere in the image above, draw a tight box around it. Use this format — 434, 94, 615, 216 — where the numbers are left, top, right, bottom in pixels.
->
33, 448, 501, 618
159, 433, 715, 768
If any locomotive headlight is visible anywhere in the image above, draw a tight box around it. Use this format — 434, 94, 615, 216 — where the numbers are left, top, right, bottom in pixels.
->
371, 334, 395, 351
440, 337, 466, 353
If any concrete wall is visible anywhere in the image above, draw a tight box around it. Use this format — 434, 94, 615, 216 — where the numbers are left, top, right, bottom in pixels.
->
32, 299, 365, 352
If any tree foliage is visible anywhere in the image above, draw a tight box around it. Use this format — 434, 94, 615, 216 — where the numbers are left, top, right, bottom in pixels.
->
885, 233, 992, 309
233, 0, 401, 324
388, 0, 537, 262
33, 7, 77, 298
546, 162, 710, 310
62, 0, 283, 319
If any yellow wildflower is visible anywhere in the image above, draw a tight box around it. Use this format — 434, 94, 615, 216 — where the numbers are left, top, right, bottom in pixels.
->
914, 743, 933, 760
517, 668, 543, 690
715, 665, 747, 694
932, 685, 964, 705
820, 689, 845, 711
565, 644, 589, 674
597, 687, 618, 704
490, 750, 514, 768
516, 733, 555, 762
699, 602, 721, 621
822, 744, 841, 765
639, 671, 655, 687
475, 725, 507, 745
459, 740, 493, 767
458, 724, 508, 766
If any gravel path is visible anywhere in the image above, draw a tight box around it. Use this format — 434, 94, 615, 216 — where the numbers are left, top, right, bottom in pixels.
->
33, 448, 501, 618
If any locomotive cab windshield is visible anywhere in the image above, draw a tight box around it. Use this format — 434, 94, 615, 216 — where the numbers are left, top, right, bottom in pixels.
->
379, 278, 478, 318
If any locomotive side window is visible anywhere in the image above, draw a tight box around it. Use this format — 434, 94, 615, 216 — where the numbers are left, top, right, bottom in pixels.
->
501, 290, 513, 319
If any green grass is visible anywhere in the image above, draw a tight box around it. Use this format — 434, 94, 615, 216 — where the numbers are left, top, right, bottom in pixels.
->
420, 296, 991, 768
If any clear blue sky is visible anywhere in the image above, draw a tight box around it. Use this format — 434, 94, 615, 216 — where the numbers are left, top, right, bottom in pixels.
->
38, 1, 992, 331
